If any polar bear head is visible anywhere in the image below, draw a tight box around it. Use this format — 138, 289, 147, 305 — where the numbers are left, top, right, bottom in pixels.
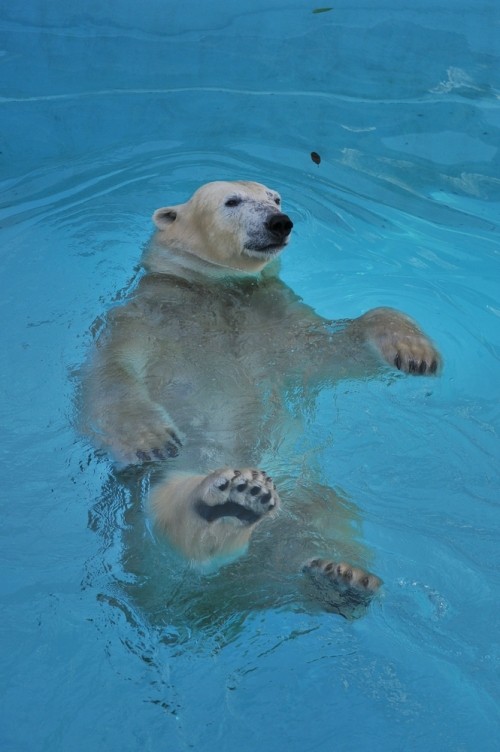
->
146, 181, 293, 274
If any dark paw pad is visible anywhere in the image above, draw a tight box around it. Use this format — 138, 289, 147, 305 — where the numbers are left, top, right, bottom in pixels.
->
195, 468, 280, 525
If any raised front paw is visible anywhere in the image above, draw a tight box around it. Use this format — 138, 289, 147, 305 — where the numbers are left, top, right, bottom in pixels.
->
302, 558, 382, 619
382, 331, 440, 374
195, 468, 280, 526
358, 307, 441, 375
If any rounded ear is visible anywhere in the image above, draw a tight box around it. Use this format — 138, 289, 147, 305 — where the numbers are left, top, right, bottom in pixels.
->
152, 207, 178, 228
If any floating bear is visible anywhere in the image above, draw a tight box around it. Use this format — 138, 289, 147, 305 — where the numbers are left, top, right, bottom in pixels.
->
82, 180, 441, 617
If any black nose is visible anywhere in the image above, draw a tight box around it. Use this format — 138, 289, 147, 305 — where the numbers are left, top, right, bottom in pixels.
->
266, 213, 293, 240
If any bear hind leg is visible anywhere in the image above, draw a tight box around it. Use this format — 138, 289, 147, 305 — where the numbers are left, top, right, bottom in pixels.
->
151, 467, 279, 564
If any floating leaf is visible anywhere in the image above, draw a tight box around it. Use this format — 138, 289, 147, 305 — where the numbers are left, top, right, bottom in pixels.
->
310, 151, 321, 165
312, 7, 333, 13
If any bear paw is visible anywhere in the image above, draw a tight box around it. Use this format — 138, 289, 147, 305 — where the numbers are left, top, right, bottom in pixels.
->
194, 468, 280, 526
134, 425, 182, 464
107, 403, 182, 465
386, 334, 440, 375
302, 558, 382, 619
357, 307, 441, 375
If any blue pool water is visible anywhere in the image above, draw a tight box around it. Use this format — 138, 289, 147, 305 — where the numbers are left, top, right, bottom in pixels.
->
1, 1, 499, 750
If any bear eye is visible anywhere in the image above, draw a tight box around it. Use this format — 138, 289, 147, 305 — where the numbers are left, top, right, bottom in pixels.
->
274, 197, 281, 206
225, 197, 243, 207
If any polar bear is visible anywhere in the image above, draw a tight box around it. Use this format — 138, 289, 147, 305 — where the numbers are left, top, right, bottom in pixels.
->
82, 180, 441, 617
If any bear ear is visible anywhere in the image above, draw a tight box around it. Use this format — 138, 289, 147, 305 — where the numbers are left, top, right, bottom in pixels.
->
153, 207, 178, 228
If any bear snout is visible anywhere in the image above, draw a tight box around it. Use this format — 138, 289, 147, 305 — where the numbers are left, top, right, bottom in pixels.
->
266, 213, 293, 241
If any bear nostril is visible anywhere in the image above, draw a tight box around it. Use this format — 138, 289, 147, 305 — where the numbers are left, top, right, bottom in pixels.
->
266, 213, 293, 239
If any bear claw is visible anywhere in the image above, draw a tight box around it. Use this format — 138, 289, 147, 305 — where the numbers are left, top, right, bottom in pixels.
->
133, 428, 183, 464
395, 353, 438, 375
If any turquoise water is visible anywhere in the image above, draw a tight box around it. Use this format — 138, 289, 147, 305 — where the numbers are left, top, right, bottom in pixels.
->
1, 1, 499, 750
